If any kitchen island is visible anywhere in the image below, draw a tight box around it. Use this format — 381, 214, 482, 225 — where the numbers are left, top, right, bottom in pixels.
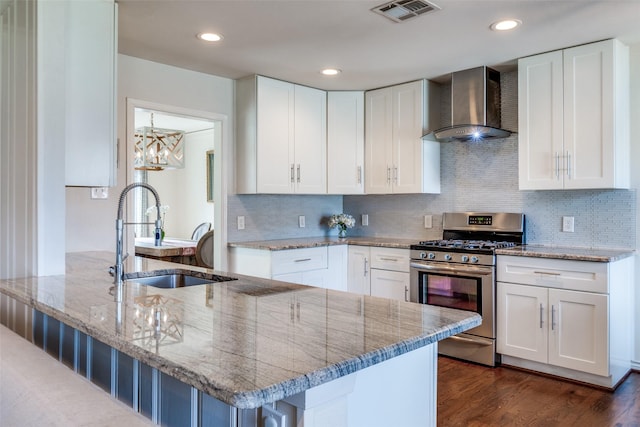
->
0, 252, 480, 426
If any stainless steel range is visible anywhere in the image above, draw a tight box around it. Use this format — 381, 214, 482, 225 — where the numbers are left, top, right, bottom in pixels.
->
409, 212, 525, 366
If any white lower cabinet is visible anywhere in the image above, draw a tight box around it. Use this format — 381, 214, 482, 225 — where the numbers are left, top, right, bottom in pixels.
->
497, 255, 632, 388
498, 282, 608, 375
228, 245, 347, 291
347, 246, 410, 302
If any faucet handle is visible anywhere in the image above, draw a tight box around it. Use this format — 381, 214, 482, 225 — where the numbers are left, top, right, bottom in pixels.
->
108, 266, 115, 277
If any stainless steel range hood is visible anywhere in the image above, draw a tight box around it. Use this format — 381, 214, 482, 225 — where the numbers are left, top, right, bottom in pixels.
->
427, 66, 511, 142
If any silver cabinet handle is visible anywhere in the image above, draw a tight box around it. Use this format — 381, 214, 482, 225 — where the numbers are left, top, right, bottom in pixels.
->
393, 166, 398, 184
551, 305, 556, 330
539, 303, 544, 329
533, 271, 561, 276
404, 286, 409, 302
566, 151, 571, 178
297, 164, 301, 183
380, 257, 398, 262
294, 258, 311, 263
357, 166, 362, 184
386, 167, 391, 184
555, 152, 560, 179
290, 164, 295, 183
364, 258, 368, 277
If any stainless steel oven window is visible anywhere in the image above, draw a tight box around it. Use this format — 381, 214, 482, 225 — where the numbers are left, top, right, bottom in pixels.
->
419, 272, 481, 313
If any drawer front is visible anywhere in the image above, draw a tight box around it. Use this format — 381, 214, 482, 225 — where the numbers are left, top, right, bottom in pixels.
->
497, 255, 608, 293
271, 247, 328, 275
370, 247, 410, 272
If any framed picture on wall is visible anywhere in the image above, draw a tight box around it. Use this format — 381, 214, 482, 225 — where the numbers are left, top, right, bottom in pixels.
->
206, 150, 214, 203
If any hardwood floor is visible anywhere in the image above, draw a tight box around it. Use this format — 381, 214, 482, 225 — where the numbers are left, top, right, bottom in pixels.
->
437, 357, 640, 427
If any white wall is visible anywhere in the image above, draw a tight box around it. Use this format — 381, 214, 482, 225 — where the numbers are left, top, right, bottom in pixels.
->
66, 55, 233, 252
147, 129, 215, 239
629, 43, 640, 367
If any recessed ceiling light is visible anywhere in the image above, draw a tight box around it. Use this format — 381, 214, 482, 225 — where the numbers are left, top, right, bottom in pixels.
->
321, 68, 341, 76
490, 19, 521, 31
197, 32, 223, 42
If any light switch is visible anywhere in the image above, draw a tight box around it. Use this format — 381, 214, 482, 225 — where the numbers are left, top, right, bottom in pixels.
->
424, 215, 433, 228
298, 215, 305, 228
361, 214, 369, 226
237, 216, 245, 230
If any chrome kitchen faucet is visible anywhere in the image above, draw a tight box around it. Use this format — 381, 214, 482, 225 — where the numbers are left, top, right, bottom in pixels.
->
112, 182, 163, 302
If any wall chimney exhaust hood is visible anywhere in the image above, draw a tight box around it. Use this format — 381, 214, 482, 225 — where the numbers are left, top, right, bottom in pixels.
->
426, 66, 511, 142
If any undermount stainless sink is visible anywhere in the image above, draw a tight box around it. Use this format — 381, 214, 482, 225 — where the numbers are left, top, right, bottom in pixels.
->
124, 270, 237, 289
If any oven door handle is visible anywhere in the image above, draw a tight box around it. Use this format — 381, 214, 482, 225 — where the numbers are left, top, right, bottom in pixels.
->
410, 262, 493, 276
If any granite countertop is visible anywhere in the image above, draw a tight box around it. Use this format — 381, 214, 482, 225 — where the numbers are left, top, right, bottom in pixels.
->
0, 251, 480, 409
228, 236, 418, 251
496, 244, 634, 262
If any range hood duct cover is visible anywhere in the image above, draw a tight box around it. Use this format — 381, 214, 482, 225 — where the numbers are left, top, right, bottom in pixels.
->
428, 66, 511, 142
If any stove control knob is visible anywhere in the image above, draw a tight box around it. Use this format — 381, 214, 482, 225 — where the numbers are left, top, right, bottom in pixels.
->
461, 255, 469, 263
470, 256, 479, 264
428, 252, 436, 260
444, 254, 452, 261
420, 252, 427, 259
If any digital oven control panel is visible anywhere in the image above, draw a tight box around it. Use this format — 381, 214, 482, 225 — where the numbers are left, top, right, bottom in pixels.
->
468, 215, 492, 226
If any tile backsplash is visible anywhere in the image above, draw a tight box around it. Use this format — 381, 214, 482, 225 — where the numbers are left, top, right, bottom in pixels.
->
228, 70, 636, 249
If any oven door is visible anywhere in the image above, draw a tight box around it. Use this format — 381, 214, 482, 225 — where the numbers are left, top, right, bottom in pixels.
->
409, 261, 495, 340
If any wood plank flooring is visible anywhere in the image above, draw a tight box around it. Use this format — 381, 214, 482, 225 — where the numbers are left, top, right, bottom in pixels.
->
437, 357, 640, 427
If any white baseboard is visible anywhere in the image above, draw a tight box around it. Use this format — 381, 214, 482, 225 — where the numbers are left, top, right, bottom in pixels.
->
631, 359, 640, 371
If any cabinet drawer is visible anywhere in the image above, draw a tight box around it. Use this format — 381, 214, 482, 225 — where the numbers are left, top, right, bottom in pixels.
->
370, 247, 409, 272
271, 247, 328, 275
497, 255, 608, 293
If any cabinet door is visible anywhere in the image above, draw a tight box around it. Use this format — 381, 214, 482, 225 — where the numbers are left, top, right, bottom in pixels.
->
256, 76, 295, 193
347, 246, 370, 295
370, 269, 409, 302
563, 40, 618, 189
392, 80, 424, 194
327, 91, 364, 194
497, 282, 548, 363
548, 289, 608, 376
294, 85, 327, 194
365, 87, 393, 194
64, 0, 116, 186
518, 50, 564, 190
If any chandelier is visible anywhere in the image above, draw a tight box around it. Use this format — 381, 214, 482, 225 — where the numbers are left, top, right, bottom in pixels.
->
134, 113, 185, 170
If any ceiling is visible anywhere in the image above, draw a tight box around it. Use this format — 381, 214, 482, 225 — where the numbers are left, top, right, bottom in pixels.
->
118, 0, 640, 91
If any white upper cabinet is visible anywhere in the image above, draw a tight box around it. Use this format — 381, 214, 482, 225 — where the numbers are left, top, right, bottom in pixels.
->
327, 91, 365, 194
518, 39, 629, 190
365, 80, 440, 194
236, 75, 327, 194
44, 0, 117, 187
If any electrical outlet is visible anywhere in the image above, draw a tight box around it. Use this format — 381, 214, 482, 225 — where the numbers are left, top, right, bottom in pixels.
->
424, 215, 433, 228
562, 216, 574, 233
90, 187, 109, 199
361, 214, 369, 226
298, 215, 305, 228
237, 216, 245, 230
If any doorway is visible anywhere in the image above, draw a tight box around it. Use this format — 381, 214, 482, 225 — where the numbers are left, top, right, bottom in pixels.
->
126, 99, 228, 270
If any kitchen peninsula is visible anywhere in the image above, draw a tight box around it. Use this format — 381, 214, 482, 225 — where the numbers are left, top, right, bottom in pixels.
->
0, 252, 480, 427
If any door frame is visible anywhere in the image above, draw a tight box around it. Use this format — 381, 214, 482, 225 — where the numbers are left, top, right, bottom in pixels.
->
125, 98, 229, 270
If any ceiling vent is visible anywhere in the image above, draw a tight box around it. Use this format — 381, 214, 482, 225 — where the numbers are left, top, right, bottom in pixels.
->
372, 0, 440, 23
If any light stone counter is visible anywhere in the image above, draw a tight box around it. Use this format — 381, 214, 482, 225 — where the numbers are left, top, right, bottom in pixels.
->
0, 251, 479, 412
496, 244, 634, 262
227, 236, 417, 251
